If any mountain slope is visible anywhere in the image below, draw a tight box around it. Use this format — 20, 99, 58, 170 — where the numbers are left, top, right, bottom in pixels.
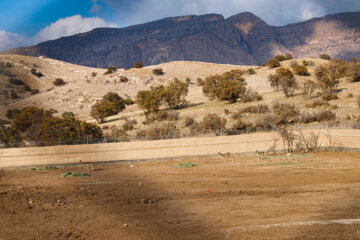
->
2, 12, 360, 67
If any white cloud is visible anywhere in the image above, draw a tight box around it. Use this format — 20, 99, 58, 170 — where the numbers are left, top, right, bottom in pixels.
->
0, 31, 32, 51
35, 15, 117, 42
0, 15, 117, 51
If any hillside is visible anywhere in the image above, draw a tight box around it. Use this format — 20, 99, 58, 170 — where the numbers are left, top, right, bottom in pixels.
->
2, 12, 360, 68
0, 55, 359, 136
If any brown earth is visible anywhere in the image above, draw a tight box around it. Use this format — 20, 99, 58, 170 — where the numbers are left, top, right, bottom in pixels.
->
1, 152, 360, 240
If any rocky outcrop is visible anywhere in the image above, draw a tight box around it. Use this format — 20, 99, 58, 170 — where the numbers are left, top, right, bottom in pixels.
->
3, 11, 360, 67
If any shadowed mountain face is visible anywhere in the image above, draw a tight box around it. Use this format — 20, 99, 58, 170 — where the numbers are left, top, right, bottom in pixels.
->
3, 12, 360, 68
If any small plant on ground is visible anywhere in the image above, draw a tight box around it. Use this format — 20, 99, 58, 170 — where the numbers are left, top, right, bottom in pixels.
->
172, 162, 200, 167
61, 172, 91, 178
104, 66, 117, 75
53, 78, 66, 86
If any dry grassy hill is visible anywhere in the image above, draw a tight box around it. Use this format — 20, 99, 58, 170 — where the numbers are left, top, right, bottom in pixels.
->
0, 55, 359, 137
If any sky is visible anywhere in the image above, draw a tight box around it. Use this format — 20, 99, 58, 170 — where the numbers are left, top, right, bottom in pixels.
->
0, 0, 359, 51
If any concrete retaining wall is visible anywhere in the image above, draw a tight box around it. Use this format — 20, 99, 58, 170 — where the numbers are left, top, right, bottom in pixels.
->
1, 129, 359, 168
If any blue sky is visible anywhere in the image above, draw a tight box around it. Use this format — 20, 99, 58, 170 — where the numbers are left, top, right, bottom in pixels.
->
0, 0, 359, 51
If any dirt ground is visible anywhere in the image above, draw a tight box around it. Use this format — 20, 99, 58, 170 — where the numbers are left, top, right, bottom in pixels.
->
1, 152, 360, 240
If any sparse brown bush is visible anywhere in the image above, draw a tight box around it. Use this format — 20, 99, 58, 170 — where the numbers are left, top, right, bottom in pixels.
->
278, 126, 296, 152
272, 102, 299, 125
201, 113, 227, 136
247, 68, 256, 74
350, 57, 358, 63
305, 100, 330, 108
185, 78, 192, 85
347, 93, 353, 98
137, 122, 180, 140
224, 109, 230, 115
290, 60, 299, 68
320, 53, 331, 60
230, 119, 254, 132
91, 72, 97, 77
119, 76, 129, 82
104, 66, 117, 75
293, 65, 309, 76
314, 61, 346, 93
279, 77, 297, 97
235, 104, 269, 115
155, 110, 179, 122
268, 67, 295, 92
284, 53, 293, 60
134, 62, 143, 68
185, 116, 195, 127
152, 68, 164, 75
107, 125, 129, 142
303, 80, 317, 98
255, 114, 279, 130
196, 78, 204, 86
299, 110, 336, 123
347, 62, 360, 82
53, 78, 66, 86
241, 89, 263, 103
321, 93, 338, 101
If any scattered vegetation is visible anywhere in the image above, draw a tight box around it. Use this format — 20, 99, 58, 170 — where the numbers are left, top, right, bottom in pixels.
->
30, 68, 43, 77
152, 68, 164, 75
104, 66, 118, 75
172, 162, 200, 167
134, 62, 143, 68
319, 53, 331, 60
61, 172, 91, 178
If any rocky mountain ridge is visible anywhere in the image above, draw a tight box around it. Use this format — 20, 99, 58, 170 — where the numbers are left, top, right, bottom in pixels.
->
3, 11, 360, 68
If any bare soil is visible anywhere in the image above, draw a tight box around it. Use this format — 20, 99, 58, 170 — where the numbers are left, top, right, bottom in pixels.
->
1, 152, 360, 239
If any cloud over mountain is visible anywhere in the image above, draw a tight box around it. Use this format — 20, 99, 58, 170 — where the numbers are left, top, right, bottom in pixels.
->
0, 15, 116, 51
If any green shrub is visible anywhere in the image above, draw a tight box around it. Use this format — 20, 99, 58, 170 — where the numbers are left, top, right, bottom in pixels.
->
134, 62, 143, 68
152, 68, 164, 75
203, 70, 246, 103
104, 66, 118, 75
293, 65, 309, 76
53, 78, 66, 86
320, 54, 331, 60
265, 59, 281, 68
274, 55, 286, 62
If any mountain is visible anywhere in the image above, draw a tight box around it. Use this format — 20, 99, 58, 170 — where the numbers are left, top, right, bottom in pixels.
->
2, 12, 360, 68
